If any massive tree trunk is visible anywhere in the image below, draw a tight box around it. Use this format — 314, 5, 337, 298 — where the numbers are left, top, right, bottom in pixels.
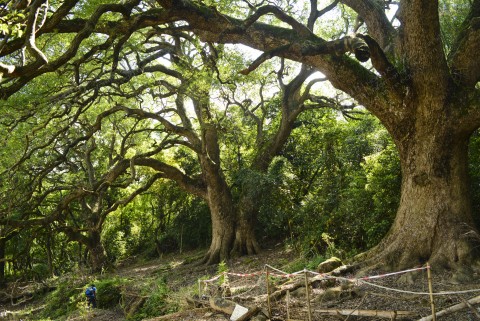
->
86, 230, 109, 272
63, 227, 109, 272
199, 123, 236, 264
365, 91, 480, 270
200, 171, 236, 265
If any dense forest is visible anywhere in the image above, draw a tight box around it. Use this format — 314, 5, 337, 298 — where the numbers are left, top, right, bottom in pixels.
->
0, 0, 480, 298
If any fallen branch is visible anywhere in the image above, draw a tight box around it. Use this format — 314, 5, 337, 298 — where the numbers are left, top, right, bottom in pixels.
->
459, 296, 480, 319
143, 308, 211, 321
417, 295, 480, 321
312, 308, 415, 319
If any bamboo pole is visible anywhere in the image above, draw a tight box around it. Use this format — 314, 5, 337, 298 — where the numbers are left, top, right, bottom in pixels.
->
266, 270, 272, 318
427, 263, 436, 321
417, 295, 480, 321
313, 308, 415, 318
304, 270, 312, 321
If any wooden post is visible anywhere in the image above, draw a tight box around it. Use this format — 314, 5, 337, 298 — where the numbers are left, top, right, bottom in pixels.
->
286, 289, 291, 320
198, 280, 202, 299
304, 270, 312, 321
266, 270, 272, 318
180, 224, 184, 254
427, 263, 436, 321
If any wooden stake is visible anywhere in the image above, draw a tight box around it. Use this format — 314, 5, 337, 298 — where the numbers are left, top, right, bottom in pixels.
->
266, 270, 272, 318
304, 270, 312, 321
427, 263, 436, 321
180, 224, 184, 254
286, 289, 290, 320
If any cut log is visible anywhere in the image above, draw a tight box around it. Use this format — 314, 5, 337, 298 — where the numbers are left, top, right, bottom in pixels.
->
417, 295, 480, 321
312, 308, 415, 319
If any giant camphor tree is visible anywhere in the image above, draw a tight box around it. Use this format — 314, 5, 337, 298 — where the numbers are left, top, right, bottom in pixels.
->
1, 0, 480, 271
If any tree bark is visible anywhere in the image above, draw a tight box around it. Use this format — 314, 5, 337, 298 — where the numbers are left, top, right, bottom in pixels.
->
86, 230, 109, 272
201, 185, 236, 264
199, 124, 236, 264
45, 235, 54, 278
232, 196, 261, 256
365, 97, 479, 270
0, 238, 5, 287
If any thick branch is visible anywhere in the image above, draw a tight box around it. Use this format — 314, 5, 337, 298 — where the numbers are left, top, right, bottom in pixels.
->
340, 0, 394, 49
396, 0, 449, 90
308, 0, 340, 30
135, 158, 207, 198
156, 0, 394, 118
24, 0, 49, 65
356, 34, 403, 94
244, 5, 313, 37
449, 0, 480, 87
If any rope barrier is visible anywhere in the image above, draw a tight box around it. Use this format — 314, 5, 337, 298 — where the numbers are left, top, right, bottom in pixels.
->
360, 266, 428, 280
199, 265, 480, 296
264, 264, 288, 274
360, 280, 480, 296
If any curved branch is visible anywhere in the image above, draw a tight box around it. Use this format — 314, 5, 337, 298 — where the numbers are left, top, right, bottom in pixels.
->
24, 0, 48, 65
135, 158, 207, 198
356, 34, 403, 94
244, 5, 313, 37
239, 45, 290, 75
308, 0, 340, 31
155, 0, 394, 116
0, 1, 143, 99
115, 105, 201, 150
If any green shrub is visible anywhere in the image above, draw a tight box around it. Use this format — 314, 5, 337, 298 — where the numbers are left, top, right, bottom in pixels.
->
128, 279, 177, 320
96, 278, 125, 309
39, 281, 82, 320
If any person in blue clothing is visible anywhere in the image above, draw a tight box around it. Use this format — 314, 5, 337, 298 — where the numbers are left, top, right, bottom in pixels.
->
85, 284, 97, 308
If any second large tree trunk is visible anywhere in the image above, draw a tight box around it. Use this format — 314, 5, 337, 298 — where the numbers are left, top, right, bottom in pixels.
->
232, 196, 261, 256
0, 238, 6, 287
